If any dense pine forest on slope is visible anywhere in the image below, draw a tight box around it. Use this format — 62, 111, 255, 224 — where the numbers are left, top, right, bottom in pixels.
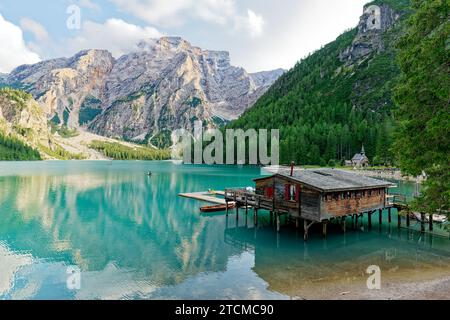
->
393, 0, 449, 213
0, 133, 41, 160
228, 0, 411, 166
89, 140, 171, 160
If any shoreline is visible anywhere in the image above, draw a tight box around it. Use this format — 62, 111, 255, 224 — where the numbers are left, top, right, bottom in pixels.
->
284, 268, 450, 300
346, 168, 424, 183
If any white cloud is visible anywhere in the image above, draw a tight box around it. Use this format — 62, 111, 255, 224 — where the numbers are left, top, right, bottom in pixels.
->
19, 17, 51, 57
245, 10, 264, 38
110, 0, 191, 26
0, 14, 40, 73
79, 0, 101, 11
110, 0, 260, 31
63, 18, 162, 58
20, 18, 50, 42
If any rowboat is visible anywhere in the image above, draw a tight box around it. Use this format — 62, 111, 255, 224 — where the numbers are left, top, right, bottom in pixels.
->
411, 212, 448, 223
200, 203, 235, 213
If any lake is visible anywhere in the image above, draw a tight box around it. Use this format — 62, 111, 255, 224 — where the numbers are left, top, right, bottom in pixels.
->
0, 161, 449, 299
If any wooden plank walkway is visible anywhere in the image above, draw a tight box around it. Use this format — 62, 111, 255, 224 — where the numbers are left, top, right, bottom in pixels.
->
178, 191, 229, 205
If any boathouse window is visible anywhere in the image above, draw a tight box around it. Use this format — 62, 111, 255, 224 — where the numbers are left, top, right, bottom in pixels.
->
284, 184, 299, 202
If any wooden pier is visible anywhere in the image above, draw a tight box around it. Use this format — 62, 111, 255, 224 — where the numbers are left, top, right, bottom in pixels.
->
179, 191, 229, 205
179, 168, 447, 240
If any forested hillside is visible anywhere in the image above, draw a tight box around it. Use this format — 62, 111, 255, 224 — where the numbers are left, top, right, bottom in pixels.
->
228, 0, 411, 166
393, 0, 449, 213
0, 133, 41, 160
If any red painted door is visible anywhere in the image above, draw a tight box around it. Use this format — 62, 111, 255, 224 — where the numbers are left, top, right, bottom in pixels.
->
266, 187, 274, 198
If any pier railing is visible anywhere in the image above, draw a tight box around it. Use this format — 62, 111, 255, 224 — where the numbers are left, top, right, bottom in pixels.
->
386, 193, 408, 207
224, 188, 275, 211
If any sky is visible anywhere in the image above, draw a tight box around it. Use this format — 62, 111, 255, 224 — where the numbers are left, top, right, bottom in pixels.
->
0, 0, 371, 74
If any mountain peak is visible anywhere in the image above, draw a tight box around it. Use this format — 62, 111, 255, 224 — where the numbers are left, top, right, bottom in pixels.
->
4, 37, 283, 143
137, 36, 194, 53
340, 2, 399, 64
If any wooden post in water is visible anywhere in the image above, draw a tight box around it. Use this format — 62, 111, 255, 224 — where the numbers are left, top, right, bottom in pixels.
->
379, 209, 383, 226
341, 216, 346, 233
225, 197, 229, 217
304, 220, 309, 241
429, 214, 433, 231
398, 211, 401, 228
406, 212, 410, 227
388, 207, 392, 224
245, 196, 248, 215
420, 213, 425, 233
295, 217, 300, 229
322, 221, 328, 238
254, 209, 258, 227
355, 214, 359, 228
351, 215, 355, 229
276, 212, 280, 233
368, 211, 372, 229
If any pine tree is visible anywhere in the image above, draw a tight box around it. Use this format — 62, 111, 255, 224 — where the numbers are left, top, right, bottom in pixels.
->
393, 0, 450, 213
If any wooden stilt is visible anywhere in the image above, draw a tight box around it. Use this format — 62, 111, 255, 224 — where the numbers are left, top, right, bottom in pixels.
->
304, 220, 309, 241
236, 205, 239, 220
342, 216, 347, 233
276, 213, 280, 233
368, 212, 372, 229
351, 215, 355, 229
245, 197, 248, 215
420, 213, 425, 233
355, 214, 359, 228
269, 211, 274, 226
388, 207, 392, 223
304, 220, 314, 241
379, 209, 383, 226
398, 212, 401, 228
322, 221, 328, 238
254, 209, 258, 226
406, 212, 410, 227
226, 200, 229, 217
429, 214, 433, 231
295, 217, 299, 229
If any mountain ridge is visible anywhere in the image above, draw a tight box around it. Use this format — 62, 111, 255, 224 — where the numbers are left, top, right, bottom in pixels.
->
227, 0, 411, 166
3, 37, 284, 145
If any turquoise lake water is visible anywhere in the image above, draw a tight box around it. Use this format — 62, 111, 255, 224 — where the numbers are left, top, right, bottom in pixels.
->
0, 161, 449, 299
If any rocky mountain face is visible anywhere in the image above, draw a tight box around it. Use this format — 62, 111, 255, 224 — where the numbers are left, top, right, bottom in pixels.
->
0, 89, 51, 149
6, 37, 283, 144
227, 0, 410, 165
340, 3, 399, 65
7, 50, 115, 129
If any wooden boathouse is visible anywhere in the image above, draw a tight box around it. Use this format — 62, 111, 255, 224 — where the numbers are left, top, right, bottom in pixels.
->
225, 167, 396, 240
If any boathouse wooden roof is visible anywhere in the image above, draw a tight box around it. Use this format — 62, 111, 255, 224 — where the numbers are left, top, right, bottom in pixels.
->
254, 168, 395, 193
